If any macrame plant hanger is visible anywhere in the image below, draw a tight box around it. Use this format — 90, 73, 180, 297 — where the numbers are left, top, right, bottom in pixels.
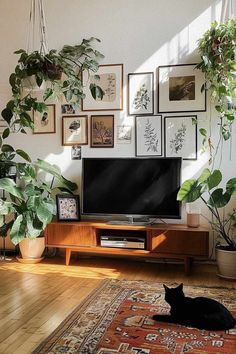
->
26, 0, 48, 55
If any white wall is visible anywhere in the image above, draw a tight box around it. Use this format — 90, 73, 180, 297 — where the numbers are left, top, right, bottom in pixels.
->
0, 0, 235, 231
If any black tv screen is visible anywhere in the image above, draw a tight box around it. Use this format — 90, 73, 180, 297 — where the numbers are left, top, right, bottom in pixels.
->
82, 157, 181, 219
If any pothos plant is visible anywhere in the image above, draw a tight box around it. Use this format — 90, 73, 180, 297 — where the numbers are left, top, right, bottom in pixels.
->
197, 19, 236, 144
1, 37, 104, 135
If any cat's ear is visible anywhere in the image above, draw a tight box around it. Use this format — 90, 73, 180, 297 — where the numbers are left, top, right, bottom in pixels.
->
163, 284, 169, 291
178, 283, 183, 290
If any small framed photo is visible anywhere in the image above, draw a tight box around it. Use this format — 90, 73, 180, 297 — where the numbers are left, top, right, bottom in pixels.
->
62, 115, 88, 146
33, 104, 56, 134
164, 115, 197, 160
61, 104, 76, 115
56, 194, 80, 221
158, 64, 206, 113
71, 145, 81, 160
82, 64, 123, 111
117, 125, 132, 144
135, 115, 162, 156
128, 72, 154, 115
91, 115, 114, 148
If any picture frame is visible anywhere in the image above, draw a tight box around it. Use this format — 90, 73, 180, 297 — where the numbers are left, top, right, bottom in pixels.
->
117, 125, 132, 144
33, 104, 56, 134
128, 72, 154, 115
71, 145, 81, 160
135, 115, 162, 156
56, 194, 80, 221
62, 115, 88, 146
61, 104, 76, 115
91, 115, 114, 148
158, 64, 206, 113
82, 64, 123, 111
164, 115, 197, 160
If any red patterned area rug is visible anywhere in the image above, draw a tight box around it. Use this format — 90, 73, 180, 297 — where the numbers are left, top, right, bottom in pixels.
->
32, 279, 236, 354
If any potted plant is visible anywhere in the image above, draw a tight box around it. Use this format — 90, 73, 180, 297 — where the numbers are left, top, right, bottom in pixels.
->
0, 159, 77, 262
196, 19, 236, 143
177, 168, 236, 279
1, 37, 104, 133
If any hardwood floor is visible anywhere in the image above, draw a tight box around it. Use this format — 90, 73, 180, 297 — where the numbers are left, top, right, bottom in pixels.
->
0, 255, 235, 354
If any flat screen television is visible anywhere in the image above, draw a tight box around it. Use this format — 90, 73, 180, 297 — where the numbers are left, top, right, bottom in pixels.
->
82, 157, 181, 220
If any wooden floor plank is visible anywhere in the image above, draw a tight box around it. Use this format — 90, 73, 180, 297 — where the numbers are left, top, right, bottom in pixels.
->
0, 256, 235, 354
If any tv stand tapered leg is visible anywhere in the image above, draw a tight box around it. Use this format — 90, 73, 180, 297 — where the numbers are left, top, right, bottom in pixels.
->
184, 257, 193, 275
66, 248, 72, 266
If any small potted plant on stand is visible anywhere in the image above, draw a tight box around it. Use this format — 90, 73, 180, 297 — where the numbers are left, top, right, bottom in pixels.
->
177, 168, 236, 279
0, 159, 77, 262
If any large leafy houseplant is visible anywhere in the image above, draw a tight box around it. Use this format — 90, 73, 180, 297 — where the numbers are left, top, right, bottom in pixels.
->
0, 159, 77, 245
1, 37, 104, 133
177, 168, 236, 251
197, 19, 236, 142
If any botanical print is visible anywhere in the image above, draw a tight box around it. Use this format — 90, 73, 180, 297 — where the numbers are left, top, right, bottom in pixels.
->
133, 84, 150, 110
117, 126, 132, 144
92, 73, 116, 102
128, 72, 153, 115
136, 115, 162, 156
165, 115, 197, 160
62, 116, 88, 145
91, 115, 114, 147
33, 104, 55, 134
82, 64, 123, 111
169, 76, 195, 101
58, 198, 78, 219
169, 122, 187, 154
144, 119, 159, 152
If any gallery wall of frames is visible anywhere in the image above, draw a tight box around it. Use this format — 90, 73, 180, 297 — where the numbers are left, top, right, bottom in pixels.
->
32, 63, 206, 162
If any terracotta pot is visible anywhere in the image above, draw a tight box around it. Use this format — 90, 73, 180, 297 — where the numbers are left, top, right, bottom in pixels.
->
216, 246, 236, 279
19, 237, 45, 259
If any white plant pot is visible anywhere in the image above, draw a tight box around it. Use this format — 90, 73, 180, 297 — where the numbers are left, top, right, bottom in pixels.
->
216, 247, 236, 279
19, 237, 45, 259
22, 76, 46, 91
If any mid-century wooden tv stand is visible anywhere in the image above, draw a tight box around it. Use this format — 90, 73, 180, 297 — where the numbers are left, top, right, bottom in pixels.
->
45, 220, 209, 275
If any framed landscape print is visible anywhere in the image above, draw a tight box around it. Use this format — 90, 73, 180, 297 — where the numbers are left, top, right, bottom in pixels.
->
135, 115, 162, 156
128, 72, 154, 115
56, 194, 80, 221
158, 64, 206, 113
33, 104, 56, 134
62, 115, 88, 146
117, 125, 132, 144
164, 115, 197, 160
91, 115, 114, 147
82, 64, 123, 111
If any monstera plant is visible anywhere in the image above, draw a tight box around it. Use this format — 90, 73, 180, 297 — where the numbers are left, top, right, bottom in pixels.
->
177, 168, 236, 279
0, 159, 77, 260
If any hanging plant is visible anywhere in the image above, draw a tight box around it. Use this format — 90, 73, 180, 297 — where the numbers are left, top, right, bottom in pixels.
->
1, 37, 104, 135
196, 19, 236, 141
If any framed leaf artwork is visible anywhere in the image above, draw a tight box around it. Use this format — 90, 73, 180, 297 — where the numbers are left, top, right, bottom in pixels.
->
135, 115, 162, 156
164, 115, 197, 160
82, 64, 123, 111
128, 72, 154, 115
90, 115, 114, 147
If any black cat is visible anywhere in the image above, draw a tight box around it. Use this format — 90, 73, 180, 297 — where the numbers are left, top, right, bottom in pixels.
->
152, 283, 236, 330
